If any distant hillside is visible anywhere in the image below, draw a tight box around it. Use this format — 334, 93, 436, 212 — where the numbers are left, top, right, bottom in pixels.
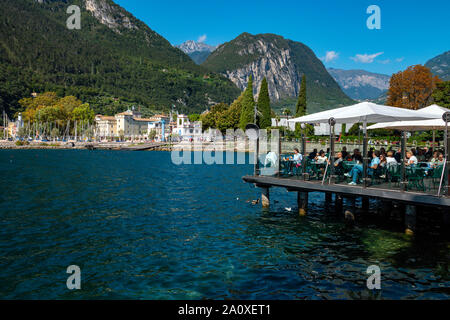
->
328, 68, 390, 101
176, 40, 217, 64
0, 0, 240, 117
202, 33, 354, 114
425, 51, 450, 80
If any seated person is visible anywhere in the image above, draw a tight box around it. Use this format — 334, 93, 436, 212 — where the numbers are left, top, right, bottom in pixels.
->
315, 150, 328, 164
430, 151, 439, 166
292, 148, 303, 169
341, 147, 348, 160
386, 151, 398, 166
345, 151, 380, 185
351, 149, 363, 164
436, 153, 445, 166
405, 151, 418, 166
309, 148, 318, 160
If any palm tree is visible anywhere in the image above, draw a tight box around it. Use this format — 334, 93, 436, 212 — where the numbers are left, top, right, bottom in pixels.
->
283, 108, 292, 119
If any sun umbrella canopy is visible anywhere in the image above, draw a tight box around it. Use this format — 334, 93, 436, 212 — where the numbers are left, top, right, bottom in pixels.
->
367, 104, 450, 131
287, 102, 437, 124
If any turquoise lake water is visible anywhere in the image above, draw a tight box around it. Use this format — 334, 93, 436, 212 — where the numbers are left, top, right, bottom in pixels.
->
0, 150, 449, 299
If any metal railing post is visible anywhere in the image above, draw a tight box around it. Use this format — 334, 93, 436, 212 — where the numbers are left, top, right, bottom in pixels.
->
362, 121, 368, 188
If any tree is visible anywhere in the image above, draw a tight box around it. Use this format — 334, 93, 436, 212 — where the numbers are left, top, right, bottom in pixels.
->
72, 104, 94, 121
282, 108, 292, 118
296, 75, 307, 117
51, 127, 59, 139
200, 103, 229, 131
387, 65, 441, 110
257, 77, 271, 129
432, 81, 450, 108
188, 114, 201, 122
148, 129, 157, 140
239, 75, 255, 130
295, 75, 307, 136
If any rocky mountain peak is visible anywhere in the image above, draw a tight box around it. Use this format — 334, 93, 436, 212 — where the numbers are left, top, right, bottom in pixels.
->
176, 40, 217, 54
84, 0, 138, 32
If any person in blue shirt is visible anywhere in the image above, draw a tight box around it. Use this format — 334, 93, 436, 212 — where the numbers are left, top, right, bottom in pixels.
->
345, 150, 381, 185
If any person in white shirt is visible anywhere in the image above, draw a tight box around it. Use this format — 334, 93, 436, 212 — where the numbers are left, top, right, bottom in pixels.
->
386, 151, 398, 166
406, 151, 418, 166
293, 148, 303, 165
315, 150, 328, 164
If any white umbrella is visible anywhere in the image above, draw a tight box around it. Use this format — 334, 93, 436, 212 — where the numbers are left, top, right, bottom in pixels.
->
367, 104, 450, 131
287, 102, 436, 124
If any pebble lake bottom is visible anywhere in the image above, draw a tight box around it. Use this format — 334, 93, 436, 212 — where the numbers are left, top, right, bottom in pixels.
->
0, 150, 449, 300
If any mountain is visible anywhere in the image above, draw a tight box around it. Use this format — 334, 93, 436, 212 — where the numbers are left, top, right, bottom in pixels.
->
202, 33, 354, 113
0, 0, 240, 117
327, 68, 390, 101
176, 40, 217, 64
425, 51, 450, 80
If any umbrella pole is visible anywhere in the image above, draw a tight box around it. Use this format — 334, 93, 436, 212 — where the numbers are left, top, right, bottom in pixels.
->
401, 131, 407, 191
432, 130, 435, 150
362, 120, 368, 188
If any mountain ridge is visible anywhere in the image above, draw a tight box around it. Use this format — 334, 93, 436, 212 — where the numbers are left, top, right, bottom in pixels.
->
176, 40, 217, 65
327, 68, 390, 101
202, 33, 354, 113
0, 0, 240, 116
425, 51, 450, 81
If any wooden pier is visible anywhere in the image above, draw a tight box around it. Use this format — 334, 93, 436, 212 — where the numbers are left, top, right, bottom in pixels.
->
243, 174, 449, 235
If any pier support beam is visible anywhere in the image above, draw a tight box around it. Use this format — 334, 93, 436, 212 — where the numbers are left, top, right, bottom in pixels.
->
362, 197, 370, 212
379, 200, 391, 219
325, 192, 332, 212
261, 187, 270, 209
335, 194, 343, 215
298, 192, 309, 216
405, 205, 416, 236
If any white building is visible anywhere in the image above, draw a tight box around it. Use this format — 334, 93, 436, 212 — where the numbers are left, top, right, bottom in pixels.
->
95, 109, 169, 140
271, 116, 295, 130
172, 114, 202, 140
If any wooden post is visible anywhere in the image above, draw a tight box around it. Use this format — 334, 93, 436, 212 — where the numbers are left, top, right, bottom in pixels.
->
362, 197, 370, 212
335, 194, 343, 215
298, 191, 308, 216
405, 205, 416, 236
261, 187, 270, 209
379, 200, 391, 219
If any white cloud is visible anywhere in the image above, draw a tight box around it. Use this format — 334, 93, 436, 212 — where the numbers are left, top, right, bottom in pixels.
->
350, 52, 384, 63
322, 51, 339, 63
379, 59, 391, 64
197, 34, 207, 43
395, 57, 404, 62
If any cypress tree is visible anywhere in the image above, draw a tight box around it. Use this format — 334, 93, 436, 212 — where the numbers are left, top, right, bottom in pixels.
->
257, 77, 272, 129
295, 75, 307, 135
296, 75, 307, 117
239, 75, 255, 130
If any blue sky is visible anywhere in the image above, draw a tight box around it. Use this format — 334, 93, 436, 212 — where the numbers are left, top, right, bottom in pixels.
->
115, 0, 449, 75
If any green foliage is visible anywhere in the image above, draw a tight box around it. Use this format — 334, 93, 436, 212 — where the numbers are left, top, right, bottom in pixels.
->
188, 114, 201, 122
239, 76, 255, 130
295, 74, 307, 135
432, 81, 450, 108
20, 92, 94, 123
296, 75, 307, 117
200, 103, 229, 131
0, 0, 240, 118
257, 78, 271, 129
